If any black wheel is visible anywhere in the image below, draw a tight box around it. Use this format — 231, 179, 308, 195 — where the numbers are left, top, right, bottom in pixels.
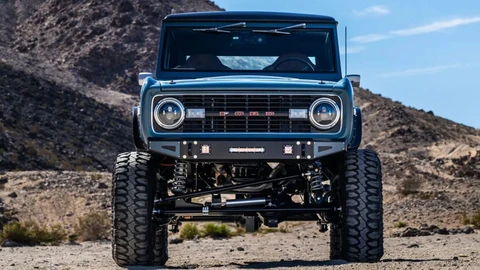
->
111, 152, 168, 266
330, 149, 383, 262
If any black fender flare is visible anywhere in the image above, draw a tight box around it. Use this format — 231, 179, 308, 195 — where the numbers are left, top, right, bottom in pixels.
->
132, 107, 147, 151
348, 107, 362, 150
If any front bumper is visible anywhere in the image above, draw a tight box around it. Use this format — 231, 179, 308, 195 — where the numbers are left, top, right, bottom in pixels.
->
149, 140, 346, 161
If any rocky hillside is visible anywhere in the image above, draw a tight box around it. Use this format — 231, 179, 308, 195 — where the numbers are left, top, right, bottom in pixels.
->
5, 0, 223, 94
0, 0, 223, 171
356, 88, 480, 228
0, 62, 131, 171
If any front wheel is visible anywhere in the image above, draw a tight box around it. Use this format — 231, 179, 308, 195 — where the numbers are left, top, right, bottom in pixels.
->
330, 149, 384, 262
111, 152, 168, 266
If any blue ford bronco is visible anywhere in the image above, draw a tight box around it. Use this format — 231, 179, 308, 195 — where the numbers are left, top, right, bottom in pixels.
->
111, 11, 383, 266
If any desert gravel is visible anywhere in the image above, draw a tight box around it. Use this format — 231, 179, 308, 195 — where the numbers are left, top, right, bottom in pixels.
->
0, 230, 479, 270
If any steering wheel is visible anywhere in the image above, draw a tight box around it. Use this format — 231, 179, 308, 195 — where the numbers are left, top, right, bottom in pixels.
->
271, 57, 315, 71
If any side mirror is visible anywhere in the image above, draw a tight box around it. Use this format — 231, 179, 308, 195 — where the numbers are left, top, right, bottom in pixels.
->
138, 72, 153, 86
346, 74, 361, 87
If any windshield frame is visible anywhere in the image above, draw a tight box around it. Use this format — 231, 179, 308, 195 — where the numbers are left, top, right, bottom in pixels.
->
156, 21, 342, 82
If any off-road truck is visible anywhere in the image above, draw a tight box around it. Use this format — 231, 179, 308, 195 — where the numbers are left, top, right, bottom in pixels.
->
111, 11, 383, 266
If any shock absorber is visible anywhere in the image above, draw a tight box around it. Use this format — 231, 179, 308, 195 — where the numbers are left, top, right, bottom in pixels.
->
308, 161, 324, 203
172, 162, 188, 194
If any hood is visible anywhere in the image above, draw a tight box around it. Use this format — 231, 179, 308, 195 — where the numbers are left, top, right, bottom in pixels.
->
156, 75, 341, 92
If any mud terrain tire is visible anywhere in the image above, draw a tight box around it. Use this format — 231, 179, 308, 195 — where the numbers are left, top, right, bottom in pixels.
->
111, 152, 168, 266
330, 149, 383, 262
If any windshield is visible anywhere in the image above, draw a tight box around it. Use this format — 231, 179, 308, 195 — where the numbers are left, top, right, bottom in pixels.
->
162, 27, 336, 73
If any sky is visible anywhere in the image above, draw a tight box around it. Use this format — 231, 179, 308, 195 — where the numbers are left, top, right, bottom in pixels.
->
214, 0, 480, 128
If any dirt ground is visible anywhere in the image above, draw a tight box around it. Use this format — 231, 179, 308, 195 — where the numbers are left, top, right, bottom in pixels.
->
0, 223, 479, 270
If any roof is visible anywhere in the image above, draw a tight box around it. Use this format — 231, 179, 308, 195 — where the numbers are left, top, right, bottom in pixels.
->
163, 11, 337, 23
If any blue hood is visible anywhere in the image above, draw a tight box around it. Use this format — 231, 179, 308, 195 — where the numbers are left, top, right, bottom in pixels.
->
143, 75, 348, 93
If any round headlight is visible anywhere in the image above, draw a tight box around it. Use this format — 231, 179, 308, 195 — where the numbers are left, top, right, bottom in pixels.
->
153, 98, 185, 129
309, 98, 340, 130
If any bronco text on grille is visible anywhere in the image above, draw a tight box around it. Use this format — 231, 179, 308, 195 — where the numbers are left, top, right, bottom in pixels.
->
178, 95, 340, 133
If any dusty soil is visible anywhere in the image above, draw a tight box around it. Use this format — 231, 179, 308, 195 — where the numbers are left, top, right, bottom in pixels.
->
0, 224, 479, 270
0, 171, 112, 232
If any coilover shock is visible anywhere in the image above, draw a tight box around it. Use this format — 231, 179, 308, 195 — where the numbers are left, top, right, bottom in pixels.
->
308, 161, 324, 203
172, 162, 188, 194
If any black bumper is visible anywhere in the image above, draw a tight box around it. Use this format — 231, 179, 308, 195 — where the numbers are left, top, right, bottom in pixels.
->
149, 139, 346, 161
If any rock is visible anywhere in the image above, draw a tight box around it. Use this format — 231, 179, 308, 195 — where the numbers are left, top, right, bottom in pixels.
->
462, 227, 475, 234
1, 241, 22, 247
229, 249, 234, 252
112, 15, 132, 27
118, 0, 135, 13
396, 224, 476, 236
400, 228, 420, 237
407, 244, 419, 248
0, 177, 7, 184
419, 224, 429, 231
237, 247, 245, 251
169, 238, 183, 244
7, 192, 17, 198
437, 228, 449, 235
449, 229, 460, 235
97, 183, 108, 189
453, 256, 459, 261
418, 230, 432, 236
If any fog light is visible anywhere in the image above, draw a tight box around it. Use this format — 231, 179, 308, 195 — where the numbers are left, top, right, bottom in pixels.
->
283, 145, 294, 155
201, 144, 210, 154
186, 108, 205, 119
289, 109, 308, 119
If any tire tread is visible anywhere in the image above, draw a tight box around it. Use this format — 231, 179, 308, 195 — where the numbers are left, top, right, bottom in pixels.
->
330, 149, 383, 262
111, 152, 168, 266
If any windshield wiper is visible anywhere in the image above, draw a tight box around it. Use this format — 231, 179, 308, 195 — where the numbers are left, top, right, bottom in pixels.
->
253, 23, 306, 35
193, 22, 246, 33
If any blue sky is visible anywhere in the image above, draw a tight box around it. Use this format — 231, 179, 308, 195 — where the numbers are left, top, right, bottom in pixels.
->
214, 0, 480, 128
